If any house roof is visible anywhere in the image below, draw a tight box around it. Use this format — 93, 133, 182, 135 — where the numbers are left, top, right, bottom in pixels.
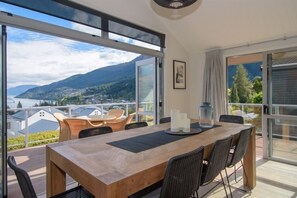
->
11, 109, 40, 120
74, 0, 297, 53
19, 119, 59, 134
11, 107, 65, 121
71, 106, 107, 117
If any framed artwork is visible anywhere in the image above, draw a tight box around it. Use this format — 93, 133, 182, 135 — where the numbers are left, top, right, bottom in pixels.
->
173, 60, 186, 89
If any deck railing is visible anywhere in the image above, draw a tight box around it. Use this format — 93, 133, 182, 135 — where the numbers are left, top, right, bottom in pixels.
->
8, 102, 297, 150
228, 103, 263, 134
228, 103, 297, 139
7, 102, 137, 149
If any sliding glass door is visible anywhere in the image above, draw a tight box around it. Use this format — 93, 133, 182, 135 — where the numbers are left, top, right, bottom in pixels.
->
0, 25, 7, 197
263, 48, 297, 165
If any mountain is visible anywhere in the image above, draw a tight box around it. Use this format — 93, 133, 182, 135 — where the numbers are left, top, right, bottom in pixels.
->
17, 55, 149, 101
7, 85, 38, 96
228, 62, 262, 88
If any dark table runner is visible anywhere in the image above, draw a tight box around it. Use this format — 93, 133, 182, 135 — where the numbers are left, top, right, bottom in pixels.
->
107, 123, 220, 153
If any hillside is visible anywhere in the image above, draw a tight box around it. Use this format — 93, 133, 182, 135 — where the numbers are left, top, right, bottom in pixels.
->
17, 55, 148, 101
7, 85, 37, 96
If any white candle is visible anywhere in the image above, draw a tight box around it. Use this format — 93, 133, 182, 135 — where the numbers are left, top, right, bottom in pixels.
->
171, 109, 180, 132
182, 118, 191, 132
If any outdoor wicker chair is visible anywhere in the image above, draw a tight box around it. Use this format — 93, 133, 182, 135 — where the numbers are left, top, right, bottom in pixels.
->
53, 112, 70, 142
105, 113, 135, 132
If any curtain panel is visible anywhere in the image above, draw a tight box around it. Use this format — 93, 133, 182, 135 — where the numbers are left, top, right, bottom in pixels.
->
202, 50, 227, 120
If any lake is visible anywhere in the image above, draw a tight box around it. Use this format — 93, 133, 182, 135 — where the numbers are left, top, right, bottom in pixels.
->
7, 96, 56, 108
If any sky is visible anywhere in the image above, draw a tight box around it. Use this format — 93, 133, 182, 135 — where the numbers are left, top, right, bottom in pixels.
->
0, 2, 158, 88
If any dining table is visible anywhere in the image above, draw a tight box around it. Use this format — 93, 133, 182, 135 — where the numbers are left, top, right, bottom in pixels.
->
46, 120, 256, 198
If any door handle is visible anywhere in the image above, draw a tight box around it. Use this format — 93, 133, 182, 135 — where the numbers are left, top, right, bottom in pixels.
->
263, 105, 269, 115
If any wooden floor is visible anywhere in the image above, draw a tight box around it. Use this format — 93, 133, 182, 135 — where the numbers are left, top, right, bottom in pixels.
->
7, 136, 297, 198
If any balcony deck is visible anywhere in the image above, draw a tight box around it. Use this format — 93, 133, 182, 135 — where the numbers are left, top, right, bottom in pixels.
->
7, 136, 297, 198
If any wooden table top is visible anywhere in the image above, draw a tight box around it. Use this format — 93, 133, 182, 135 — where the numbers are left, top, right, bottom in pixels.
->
46, 120, 252, 197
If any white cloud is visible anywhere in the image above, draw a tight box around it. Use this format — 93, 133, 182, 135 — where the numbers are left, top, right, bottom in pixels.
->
7, 31, 139, 88
71, 22, 101, 36
109, 33, 160, 51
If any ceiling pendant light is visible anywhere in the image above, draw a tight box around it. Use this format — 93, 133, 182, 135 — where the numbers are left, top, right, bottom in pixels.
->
153, 0, 197, 9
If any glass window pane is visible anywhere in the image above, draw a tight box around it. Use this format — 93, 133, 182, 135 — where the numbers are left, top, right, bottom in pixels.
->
268, 117, 297, 163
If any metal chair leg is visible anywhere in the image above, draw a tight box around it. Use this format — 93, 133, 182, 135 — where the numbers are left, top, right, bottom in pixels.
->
220, 172, 230, 198
224, 168, 233, 198
234, 164, 238, 182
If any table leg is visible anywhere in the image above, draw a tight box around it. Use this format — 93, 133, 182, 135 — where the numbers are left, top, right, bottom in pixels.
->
46, 146, 66, 197
243, 126, 256, 189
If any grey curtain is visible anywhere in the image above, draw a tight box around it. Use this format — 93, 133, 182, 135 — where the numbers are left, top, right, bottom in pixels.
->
202, 50, 227, 120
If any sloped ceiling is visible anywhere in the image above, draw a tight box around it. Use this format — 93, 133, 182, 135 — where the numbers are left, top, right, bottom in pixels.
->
73, 0, 297, 53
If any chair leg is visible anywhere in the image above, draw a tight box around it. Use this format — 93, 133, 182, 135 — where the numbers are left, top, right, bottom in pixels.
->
234, 164, 238, 182
194, 190, 199, 198
224, 168, 233, 198
220, 172, 229, 198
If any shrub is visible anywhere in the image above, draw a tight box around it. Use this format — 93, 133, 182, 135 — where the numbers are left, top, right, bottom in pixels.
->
7, 130, 59, 151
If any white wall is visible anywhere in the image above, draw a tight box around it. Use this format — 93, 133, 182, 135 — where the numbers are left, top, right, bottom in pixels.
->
223, 37, 297, 58
163, 36, 190, 116
188, 52, 205, 119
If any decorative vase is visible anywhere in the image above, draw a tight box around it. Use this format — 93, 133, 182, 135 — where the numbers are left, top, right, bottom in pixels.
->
199, 102, 214, 128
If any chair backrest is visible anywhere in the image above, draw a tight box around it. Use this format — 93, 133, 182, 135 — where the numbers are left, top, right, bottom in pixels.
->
227, 127, 252, 167
79, 126, 113, 138
124, 122, 148, 130
64, 118, 103, 139
53, 112, 70, 142
219, 115, 244, 124
106, 113, 135, 132
159, 117, 171, 124
160, 146, 204, 198
108, 109, 125, 119
201, 136, 233, 185
7, 156, 37, 198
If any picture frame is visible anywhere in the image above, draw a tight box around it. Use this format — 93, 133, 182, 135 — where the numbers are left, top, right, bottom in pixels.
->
173, 60, 186, 89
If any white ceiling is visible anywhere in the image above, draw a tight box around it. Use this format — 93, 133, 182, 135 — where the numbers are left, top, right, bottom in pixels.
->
73, 0, 297, 53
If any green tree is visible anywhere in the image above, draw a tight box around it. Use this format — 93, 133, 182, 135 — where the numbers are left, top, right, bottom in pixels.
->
17, 101, 22, 108
252, 91, 263, 103
233, 65, 252, 103
252, 76, 262, 94
230, 83, 239, 103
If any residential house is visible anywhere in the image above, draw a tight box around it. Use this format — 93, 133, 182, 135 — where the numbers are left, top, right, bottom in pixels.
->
7, 108, 65, 137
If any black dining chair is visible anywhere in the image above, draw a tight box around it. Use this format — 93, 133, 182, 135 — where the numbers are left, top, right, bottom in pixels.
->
159, 117, 171, 124
78, 126, 112, 139
7, 156, 94, 198
125, 121, 148, 130
130, 146, 205, 198
225, 127, 253, 193
199, 136, 233, 198
219, 115, 244, 124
